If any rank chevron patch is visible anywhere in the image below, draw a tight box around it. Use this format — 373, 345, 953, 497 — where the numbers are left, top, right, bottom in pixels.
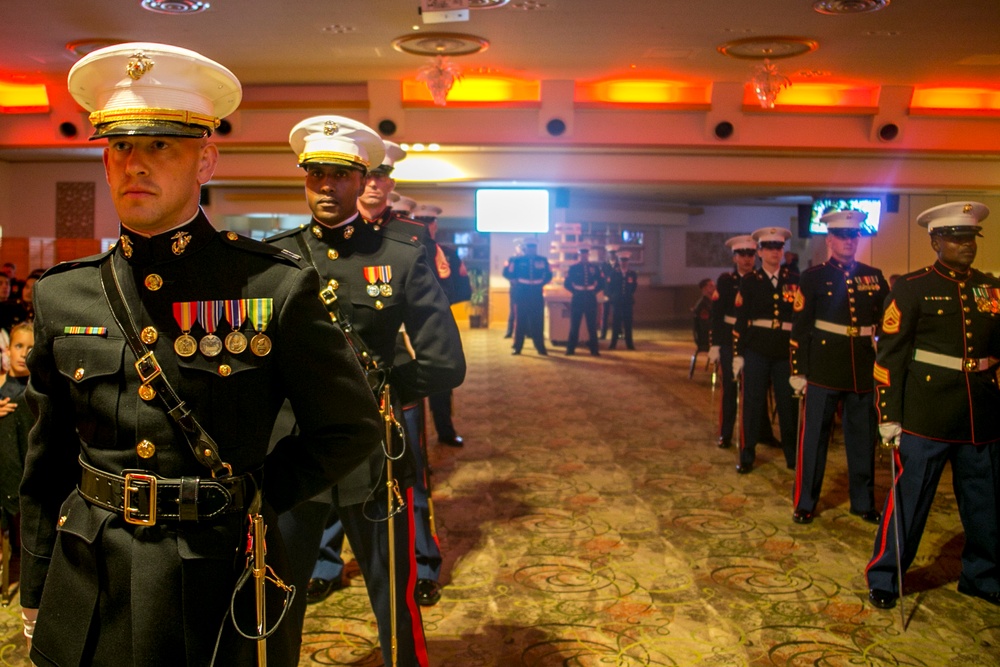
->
882, 299, 901, 334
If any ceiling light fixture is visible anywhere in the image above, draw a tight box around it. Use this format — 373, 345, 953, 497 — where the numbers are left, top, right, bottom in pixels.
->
393, 32, 489, 106
417, 56, 463, 106
812, 0, 889, 15
140, 1, 210, 14
750, 59, 791, 109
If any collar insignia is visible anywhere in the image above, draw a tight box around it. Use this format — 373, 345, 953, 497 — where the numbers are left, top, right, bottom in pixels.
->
119, 234, 134, 259
311, 225, 324, 239
171, 231, 192, 256
343, 225, 355, 239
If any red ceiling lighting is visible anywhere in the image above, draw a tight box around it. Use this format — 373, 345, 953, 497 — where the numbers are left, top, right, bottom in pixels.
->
910, 87, 1000, 115
0, 81, 49, 113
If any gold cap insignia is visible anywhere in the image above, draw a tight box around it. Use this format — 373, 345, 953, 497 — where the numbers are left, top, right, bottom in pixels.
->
126, 52, 154, 81
323, 120, 339, 136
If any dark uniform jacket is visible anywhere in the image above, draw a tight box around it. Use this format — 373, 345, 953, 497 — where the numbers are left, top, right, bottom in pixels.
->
709, 270, 743, 348
267, 216, 466, 504
506, 254, 552, 294
791, 258, 888, 392
734, 266, 799, 359
564, 261, 605, 298
20, 213, 382, 666
873, 261, 1000, 444
608, 269, 637, 305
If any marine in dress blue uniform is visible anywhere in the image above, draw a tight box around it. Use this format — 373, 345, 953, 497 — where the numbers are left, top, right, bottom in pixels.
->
600, 247, 619, 339
733, 227, 799, 473
789, 210, 888, 524
866, 201, 1000, 610
564, 247, 606, 356
707, 235, 757, 449
19, 44, 383, 666
269, 117, 465, 666
608, 255, 637, 350
508, 242, 552, 355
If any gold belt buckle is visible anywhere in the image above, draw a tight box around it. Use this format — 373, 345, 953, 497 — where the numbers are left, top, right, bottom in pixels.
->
771, 319, 781, 329
846, 326, 860, 337
124, 472, 157, 526
963, 358, 979, 372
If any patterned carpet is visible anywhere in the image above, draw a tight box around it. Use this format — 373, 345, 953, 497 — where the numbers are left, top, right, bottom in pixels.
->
2, 327, 998, 665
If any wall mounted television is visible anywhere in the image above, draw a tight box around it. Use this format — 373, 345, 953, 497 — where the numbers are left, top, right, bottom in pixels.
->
809, 197, 882, 235
475, 189, 550, 233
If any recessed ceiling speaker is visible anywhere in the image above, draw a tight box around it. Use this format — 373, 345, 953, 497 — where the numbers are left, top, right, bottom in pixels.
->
378, 119, 398, 136
216, 119, 233, 136
714, 121, 735, 140
877, 122, 899, 142
546, 118, 567, 137
58, 121, 79, 139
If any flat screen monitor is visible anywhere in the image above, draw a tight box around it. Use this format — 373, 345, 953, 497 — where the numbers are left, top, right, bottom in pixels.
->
475, 189, 550, 233
810, 197, 882, 235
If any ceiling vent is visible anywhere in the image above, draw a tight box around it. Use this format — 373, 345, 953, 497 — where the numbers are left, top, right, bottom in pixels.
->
813, 0, 890, 15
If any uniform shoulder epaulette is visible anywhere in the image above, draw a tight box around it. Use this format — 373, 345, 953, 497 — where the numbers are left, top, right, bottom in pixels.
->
221, 230, 302, 265
379, 224, 423, 248
39, 246, 117, 279
261, 224, 307, 244
802, 263, 825, 276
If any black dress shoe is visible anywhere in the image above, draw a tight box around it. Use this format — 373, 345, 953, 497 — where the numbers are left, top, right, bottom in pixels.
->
306, 577, 342, 604
415, 579, 441, 606
511, 350, 521, 355
850, 509, 881, 524
716, 437, 732, 449
735, 463, 752, 475
958, 582, 1000, 606
538, 349, 548, 356
590, 350, 600, 356
565, 350, 575, 356
868, 588, 897, 609
792, 508, 814, 524
438, 435, 464, 447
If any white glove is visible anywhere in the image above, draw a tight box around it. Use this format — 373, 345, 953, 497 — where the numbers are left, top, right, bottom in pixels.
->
879, 422, 902, 447
732, 356, 744, 377
789, 375, 807, 395
707, 345, 721, 364
22, 607, 37, 649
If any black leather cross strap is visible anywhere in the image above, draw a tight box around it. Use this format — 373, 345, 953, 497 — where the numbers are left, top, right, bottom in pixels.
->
78, 458, 250, 523
294, 233, 386, 394
99, 257, 233, 479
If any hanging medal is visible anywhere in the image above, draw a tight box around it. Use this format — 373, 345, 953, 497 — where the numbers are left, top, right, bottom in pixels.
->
247, 298, 274, 357
199, 300, 224, 357
363, 266, 381, 297
172, 302, 199, 358
378, 265, 393, 297
224, 299, 248, 354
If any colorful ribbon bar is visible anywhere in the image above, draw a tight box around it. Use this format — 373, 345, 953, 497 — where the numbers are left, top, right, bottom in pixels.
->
63, 326, 108, 336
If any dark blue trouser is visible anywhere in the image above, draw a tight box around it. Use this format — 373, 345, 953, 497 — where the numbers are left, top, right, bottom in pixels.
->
740, 349, 798, 469
405, 401, 443, 582
866, 435, 1000, 596
279, 490, 428, 667
794, 385, 877, 514
567, 294, 599, 353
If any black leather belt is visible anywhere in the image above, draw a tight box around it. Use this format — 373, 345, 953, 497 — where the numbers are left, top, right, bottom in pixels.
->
78, 459, 252, 525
